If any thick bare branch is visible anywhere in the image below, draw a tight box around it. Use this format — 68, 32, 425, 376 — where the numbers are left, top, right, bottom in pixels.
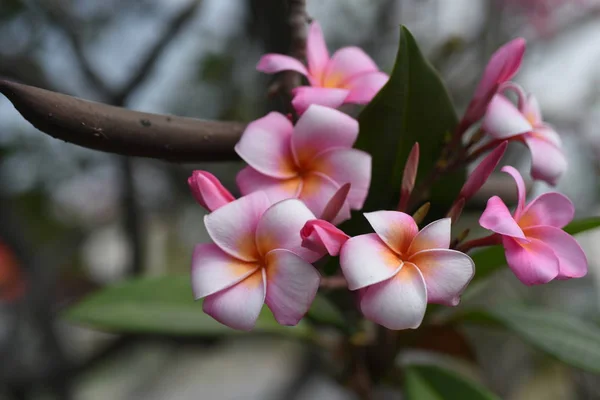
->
0, 80, 245, 162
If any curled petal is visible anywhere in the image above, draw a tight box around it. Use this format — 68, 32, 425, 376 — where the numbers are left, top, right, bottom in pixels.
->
203, 269, 266, 331
364, 211, 418, 256
501, 166, 527, 217
324, 47, 379, 87
460, 141, 508, 200
503, 236, 559, 285
479, 196, 526, 239
409, 249, 475, 306
344, 71, 389, 103
291, 87, 349, 115
340, 233, 403, 290
204, 191, 271, 262
292, 105, 359, 166
191, 243, 259, 299
234, 112, 296, 179
298, 173, 352, 225
236, 166, 302, 203
306, 22, 329, 81
255, 199, 321, 262
256, 54, 309, 76
301, 219, 349, 256
320, 183, 351, 223
359, 262, 427, 330
483, 95, 532, 139
407, 218, 452, 255
519, 192, 574, 229
524, 226, 587, 280
265, 249, 321, 326
523, 135, 567, 186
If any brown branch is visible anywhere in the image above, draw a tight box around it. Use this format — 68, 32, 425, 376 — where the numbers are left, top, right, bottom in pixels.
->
0, 80, 245, 162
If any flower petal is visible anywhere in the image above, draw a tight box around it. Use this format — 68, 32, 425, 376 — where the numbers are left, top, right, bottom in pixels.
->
191, 243, 260, 299
482, 94, 532, 139
340, 233, 403, 290
364, 211, 418, 255
306, 22, 329, 80
535, 124, 561, 146
523, 134, 567, 186
409, 249, 475, 306
298, 172, 352, 225
407, 218, 452, 255
522, 93, 542, 125
292, 105, 359, 166
291, 87, 349, 115
359, 262, 427, 330
236, 166, 302, 203
524, 226, 587, 280
265, 249, 321, 325
204, 191, 271, 262
503, 236, 559, 285
188, 171, 235, 212
324, 47, 379, 87
255, 199, 321, 262
203, 269, 266, 331
256, 54, 309, 76
501, 166, 527, 217
301, 219, 349, 256
479, 196, 525, 239
519, 192, 574, 229
234, 112, 297, 179
459, 141, 508, 200
344, 71, 389, 103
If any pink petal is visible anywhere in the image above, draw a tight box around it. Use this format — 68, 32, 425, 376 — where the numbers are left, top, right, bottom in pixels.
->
407, 218, 452, 255
255, 199, 322, 263
300, 219, 349, 256
323, 47, 379, 87
503, 236, 559, 285
482, 94, 532, 139
524, 226, 587, 280
236, 166, 302, 203
298, 172, 352, 225
204, 191, 271, 262
292, 105, 359, 166
188, 170, 235, 212
310, 148, 372, 209
522, 93, 542, 125
399, 143, 420, 211
479, 196, 525, 239
306, 22, 329, 81
519, 192, 574, 229
523, 134, 567, 186
234, 112, 297, 179
344, 71, 389, 103
256, 54, 309, 76
339, 233, 403, 290
359, 262, 427, 330
501, 166, 527, 217
320, 183, 351, 223
459, 141, 508, 200
264, 249, 321, 325
291, 87, 349, 115
409, 249, 475, 306
191, 243, 260, 299
364, 211, 418, 255
534, 124, 561, 147
203, 269, 266, 331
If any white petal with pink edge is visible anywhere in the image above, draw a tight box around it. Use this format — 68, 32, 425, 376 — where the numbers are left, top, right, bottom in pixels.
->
291, 87, 349, 115
483, 95, 532, 139
364, 211, 418, 256
523, 135, 567, 186
479, 196, 526, 239
503, 236, 559, 285
518, 192, 574, 229
407, 218, 452, 255
236, 166, 302, 203
256, 54, 309, 76
298, 172, 351, 225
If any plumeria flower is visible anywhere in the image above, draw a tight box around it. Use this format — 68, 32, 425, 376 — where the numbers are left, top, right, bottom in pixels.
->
188, 170, 235, 212
235, 105, 371, 224
257, 22, 388, 114
479, 166, 587, 285
340, 212, 475, 330
483, 83, 566, 185
191, 191, 325, 331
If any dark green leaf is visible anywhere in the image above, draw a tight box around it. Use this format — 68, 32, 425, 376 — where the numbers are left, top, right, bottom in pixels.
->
64, 275, 311, 337
462, 305, 600, 374
307, 294, 347, 329
563, 217, 600, 235
405, 365, 500, 400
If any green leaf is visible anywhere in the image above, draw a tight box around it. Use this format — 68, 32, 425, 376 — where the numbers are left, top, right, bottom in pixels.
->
462, 305, 600, 374
471, 217, 600, 283
307, 294, 347, 329
405, 365, 500, 400
64, 275, 311, 337
354, 26, 463, 219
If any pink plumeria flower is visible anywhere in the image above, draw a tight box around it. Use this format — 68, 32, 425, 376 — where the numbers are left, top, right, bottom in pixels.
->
340, 212, 475, 330
235, 105, 371, 224
191, 191, 325, 331
458, 38, 525, 134
479, 166, 587, 285
188, 170, 235, 212
301, 219, 349, 257
257, 22, 389, 114
483, 83, 566, 185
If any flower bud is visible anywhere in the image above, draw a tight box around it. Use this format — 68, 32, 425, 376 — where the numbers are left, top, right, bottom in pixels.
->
301, 219, 349, 256
188, 171, 235, 212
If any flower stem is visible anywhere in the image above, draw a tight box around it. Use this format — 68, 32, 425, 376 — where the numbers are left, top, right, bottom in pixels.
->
456, 233, 501, 253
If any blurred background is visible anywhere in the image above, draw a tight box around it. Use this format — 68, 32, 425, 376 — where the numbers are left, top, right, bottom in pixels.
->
1, 0, 600, 399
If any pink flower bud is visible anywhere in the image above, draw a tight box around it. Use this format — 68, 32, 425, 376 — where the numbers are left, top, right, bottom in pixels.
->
460, 141, 508, 200
398, 142, 419, 211
301, 219, 349, 256
188, 171, 235, 212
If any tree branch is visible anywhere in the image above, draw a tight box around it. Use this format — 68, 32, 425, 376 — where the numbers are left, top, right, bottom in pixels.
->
0, 80, 245, 162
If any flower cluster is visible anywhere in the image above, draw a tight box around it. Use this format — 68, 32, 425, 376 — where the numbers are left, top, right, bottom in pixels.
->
188, 23, 587, 331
